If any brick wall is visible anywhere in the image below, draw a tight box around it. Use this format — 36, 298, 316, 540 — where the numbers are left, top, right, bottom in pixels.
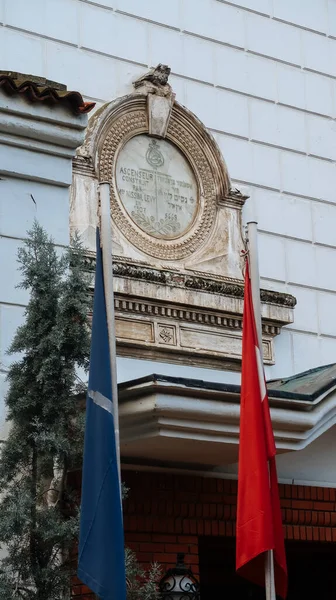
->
122, 470, 336, 566
73, 468, 336, 598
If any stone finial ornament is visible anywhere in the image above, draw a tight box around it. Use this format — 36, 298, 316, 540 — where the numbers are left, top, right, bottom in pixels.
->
133, 64, 172, 95
133, 64, 175, 137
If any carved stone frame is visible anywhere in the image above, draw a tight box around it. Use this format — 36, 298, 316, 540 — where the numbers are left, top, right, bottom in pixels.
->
76, 93, 232, 261
72, 78, 296, 370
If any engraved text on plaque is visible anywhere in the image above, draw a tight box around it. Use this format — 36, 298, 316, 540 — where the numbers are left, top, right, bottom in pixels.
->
115, 134, 198, 239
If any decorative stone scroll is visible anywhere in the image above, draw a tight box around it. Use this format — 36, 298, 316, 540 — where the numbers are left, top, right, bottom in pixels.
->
71, 65, 296, 369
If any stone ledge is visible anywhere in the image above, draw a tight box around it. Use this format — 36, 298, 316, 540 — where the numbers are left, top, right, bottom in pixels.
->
85, 255, 295, 369
84, 254, 296, 309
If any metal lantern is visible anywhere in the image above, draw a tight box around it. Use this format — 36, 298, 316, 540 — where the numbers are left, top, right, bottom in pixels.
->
159, 553, 200, 600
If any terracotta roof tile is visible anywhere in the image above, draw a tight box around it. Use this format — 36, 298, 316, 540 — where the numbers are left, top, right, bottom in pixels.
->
0, 72, 95, 115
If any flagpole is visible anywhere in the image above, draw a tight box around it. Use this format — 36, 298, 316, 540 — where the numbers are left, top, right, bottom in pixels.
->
247, 220, 276, 600
99, 182, 122, 497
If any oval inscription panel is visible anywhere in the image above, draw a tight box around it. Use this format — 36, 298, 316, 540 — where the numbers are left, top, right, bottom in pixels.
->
115, 134, 198, 240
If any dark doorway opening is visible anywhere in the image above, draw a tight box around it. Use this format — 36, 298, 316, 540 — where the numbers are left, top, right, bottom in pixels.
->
199, 536, 336, 599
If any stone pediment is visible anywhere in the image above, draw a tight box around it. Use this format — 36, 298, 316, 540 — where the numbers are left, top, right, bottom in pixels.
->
71, 64, 296, 369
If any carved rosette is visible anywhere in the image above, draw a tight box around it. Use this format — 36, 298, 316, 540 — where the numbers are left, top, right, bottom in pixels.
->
98, 96, 228, 260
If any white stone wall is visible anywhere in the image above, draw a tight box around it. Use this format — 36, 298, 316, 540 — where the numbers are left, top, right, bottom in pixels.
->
1, 0, 335, 379
0, 91, 87, 438
0, 178, 71, 437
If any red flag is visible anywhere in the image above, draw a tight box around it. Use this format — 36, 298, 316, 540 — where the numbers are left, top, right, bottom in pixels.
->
236, 260, 287, 598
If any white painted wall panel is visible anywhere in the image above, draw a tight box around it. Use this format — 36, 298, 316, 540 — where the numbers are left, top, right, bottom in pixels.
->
277, 63, 305, 111
167, 74, 186, 104
316, 246, 336, 291
216, 134, 254, 182
182, 0, 245, 48
280, 153, 336, 202
2, 0, 336, 385
217, 135, 282, 189
222, 425, 336, 486
307, 115, 336, 161
0, 238, 29, 306
85, 0, 115, 9
286, 239, 316, 287
318, 292, 336, 336
5, 0, 79, 45
304, 71, 334, 117
0, 144, 72, 186
276, 426, 336, 486
183, 34, 215, 83
312, 202, 336, 247
318, 336, 336, 366
215, 45, 248, 92
0, 28, 44, 77
273, 0, 328, 35
215, 88, 249, 137
0, 87, 87, 442
292, 332, 320, 373
245, 53, 278, 101
253, 189, 312, 241
216, 0, 271, 17
120, 0, 181, 29
183, 90, 244, 141
302, 31, 336, 78
327, 0, 336, 38
246, 12, 302, 65
80, 6, 149, 65
286, 286, 318, 334
257, 233, 286, 282
249, 101, 306, 153
150, 26, 184, 77
46, 42, 119, 101
265, 329, 293, 380
0, 178, 70, 245
184, 80, 217, 129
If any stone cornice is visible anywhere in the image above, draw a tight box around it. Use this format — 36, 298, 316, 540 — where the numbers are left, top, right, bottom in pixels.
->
118, 377, 336, 467
84, 254, 296, 310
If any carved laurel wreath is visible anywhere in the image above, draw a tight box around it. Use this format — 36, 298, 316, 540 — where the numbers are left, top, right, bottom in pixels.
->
98, 97, 220, 260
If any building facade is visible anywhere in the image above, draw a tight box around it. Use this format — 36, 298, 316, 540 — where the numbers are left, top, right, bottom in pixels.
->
1, 1, 336, 597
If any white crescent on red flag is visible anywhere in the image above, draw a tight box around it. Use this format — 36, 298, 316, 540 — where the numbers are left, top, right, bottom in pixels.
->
236, 260, 287, 599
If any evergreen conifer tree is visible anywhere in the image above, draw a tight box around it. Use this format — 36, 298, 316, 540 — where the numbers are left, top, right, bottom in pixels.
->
0, 222, 91, 599
0, 222, 161, 600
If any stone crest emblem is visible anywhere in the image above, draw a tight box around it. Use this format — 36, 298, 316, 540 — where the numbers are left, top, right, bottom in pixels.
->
146, 140, 164, 169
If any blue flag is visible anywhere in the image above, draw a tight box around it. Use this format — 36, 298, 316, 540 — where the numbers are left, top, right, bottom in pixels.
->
78, 229, 126, 600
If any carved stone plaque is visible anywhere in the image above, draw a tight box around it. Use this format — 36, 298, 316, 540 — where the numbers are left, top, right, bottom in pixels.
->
115, 134, 198, 240
72, 65, 296, 371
